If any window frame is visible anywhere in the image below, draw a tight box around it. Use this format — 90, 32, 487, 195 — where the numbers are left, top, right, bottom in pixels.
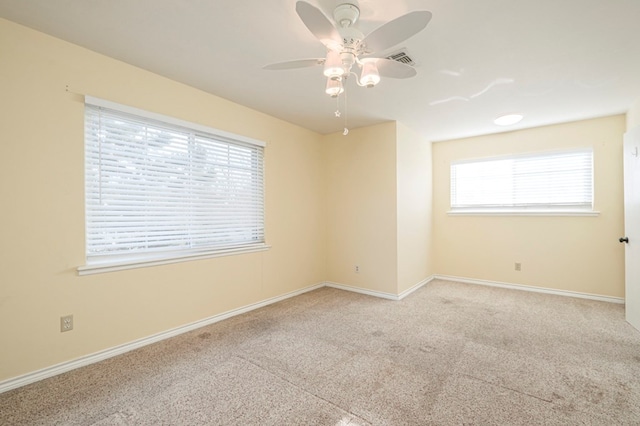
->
78, 97, 269, 275
448, 148, 599, 217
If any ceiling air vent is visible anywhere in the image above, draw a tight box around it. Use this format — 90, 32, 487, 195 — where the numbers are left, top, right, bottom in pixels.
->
386, 49, 415, 66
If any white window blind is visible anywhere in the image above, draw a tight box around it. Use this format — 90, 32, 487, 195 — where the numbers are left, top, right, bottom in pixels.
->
83, 98, 265, 270
450, 149, 593, 213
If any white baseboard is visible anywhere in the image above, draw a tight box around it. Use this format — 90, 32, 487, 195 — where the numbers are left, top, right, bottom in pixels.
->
3, 278, 434, 394
2, 274, 621, 393
325, 281, 401, 300
398, 276, 435, 300
434, 275, 625, 304
0, 282, 325, 394
325, 276, 434, 301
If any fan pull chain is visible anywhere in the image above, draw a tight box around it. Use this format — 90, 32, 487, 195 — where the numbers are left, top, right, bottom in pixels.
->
343, 83, 349, 136
332, 81, 348, 136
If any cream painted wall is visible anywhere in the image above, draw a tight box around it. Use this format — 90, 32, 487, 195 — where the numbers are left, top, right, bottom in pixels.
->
325, 123, 398, 294
628, 97, 640, 130
0, 18, 326, 382
433, 115, 626, 298
396, 123, 433, 293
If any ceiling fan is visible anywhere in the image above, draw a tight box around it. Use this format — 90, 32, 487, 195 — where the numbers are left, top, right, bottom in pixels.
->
264, 1, 432, 97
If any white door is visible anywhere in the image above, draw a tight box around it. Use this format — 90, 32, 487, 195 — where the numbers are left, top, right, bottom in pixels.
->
623, 126, 640, 332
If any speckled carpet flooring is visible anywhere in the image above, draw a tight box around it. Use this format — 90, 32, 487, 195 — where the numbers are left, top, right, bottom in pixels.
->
2, 279, 640, 425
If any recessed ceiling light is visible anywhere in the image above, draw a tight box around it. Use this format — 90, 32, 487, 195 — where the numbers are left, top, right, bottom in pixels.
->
494, 114, 523, 126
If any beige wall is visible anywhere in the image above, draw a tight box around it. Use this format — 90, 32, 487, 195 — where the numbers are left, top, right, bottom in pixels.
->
433, 115, 626, 298
628, 97, 640, 130
324, 123, 399, 294
324, 122, 434, 296
396, 123, 433, 293
0, 18, 326, 382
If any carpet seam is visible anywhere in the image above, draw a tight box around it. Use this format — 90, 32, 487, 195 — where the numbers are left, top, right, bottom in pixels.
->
233, 353, 371, 424
460, 373, 553, 403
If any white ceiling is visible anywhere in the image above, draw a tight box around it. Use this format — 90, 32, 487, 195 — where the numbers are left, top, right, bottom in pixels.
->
1, 0, 639, 141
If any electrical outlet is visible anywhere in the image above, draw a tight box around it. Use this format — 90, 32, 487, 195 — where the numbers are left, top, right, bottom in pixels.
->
355, 265, 360, 273
60, 315, 73, 332
515, 262, 522, 271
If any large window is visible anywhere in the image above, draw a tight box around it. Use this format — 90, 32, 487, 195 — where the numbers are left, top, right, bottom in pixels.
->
450, 148, 594, 215
80, 97, 266, 274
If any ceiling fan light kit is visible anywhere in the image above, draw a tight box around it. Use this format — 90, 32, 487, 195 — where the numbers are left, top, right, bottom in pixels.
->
323, 49, 345, 80
360, 60, 381, 88
325, 78, 344, 97
265, 1, 432, 105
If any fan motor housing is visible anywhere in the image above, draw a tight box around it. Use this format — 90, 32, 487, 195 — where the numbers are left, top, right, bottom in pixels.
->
333, 3, 360, 28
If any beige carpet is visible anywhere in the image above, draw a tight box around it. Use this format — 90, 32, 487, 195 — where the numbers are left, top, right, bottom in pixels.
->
2, 279, 640, 425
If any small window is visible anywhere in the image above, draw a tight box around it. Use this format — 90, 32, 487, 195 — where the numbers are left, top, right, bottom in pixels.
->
80, 97, 267, 274
450, 148, 594, 215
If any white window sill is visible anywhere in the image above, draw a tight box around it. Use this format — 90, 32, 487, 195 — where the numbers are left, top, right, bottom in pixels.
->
78, 244, 271, 276
447, 210, 600, 217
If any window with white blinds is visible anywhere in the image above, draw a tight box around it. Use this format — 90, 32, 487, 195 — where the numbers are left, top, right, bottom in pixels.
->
450, 149, 594, 214
82, 97, 266, 273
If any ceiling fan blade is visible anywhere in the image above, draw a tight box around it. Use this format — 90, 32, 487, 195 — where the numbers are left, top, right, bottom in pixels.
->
363, 11, 432, 54
263, 58, 325, 70
374, 58, 417, 79
296, 1, 341, 48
